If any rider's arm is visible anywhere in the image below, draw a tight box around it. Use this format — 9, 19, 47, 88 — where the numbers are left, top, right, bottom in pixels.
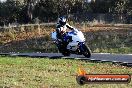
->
56, 24, 62, 39
66, 23, 74, 30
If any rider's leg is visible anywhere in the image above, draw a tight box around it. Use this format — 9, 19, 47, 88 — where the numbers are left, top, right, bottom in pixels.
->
61, 33, 69, 50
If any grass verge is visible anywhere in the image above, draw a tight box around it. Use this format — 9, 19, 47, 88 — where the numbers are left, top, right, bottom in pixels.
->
0, 56, 132, 88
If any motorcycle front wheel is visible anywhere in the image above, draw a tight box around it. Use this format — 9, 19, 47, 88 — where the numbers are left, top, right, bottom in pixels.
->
80, 44, 91, 58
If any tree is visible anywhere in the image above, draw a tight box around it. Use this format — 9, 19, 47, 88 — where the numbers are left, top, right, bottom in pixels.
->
0, 0, 22, 25
111, 0, 131, 23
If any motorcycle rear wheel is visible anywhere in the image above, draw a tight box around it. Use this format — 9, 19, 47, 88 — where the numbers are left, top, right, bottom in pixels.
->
57, 43, 70, 56
62, 50, 71, 56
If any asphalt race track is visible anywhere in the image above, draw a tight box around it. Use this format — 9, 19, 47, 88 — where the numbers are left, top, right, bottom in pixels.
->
0, 53, 132, 67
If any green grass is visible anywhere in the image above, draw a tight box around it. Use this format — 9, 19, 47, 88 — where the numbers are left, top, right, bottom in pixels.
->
0, 56, 132, 88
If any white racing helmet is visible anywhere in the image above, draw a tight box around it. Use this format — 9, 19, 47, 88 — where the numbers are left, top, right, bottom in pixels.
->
58, 16, 67, 25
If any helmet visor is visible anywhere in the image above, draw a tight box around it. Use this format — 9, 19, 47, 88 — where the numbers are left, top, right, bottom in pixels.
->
60, 21, 66, 25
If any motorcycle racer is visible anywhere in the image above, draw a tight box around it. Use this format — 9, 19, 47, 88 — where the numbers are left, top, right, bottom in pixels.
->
56, 16, 74, 42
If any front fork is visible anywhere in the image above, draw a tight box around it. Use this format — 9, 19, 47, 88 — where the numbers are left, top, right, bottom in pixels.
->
78, 42, 84, 49
78, 42, 85, 54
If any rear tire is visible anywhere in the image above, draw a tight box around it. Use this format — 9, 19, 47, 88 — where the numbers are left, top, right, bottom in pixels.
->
80, 44, 91, 58
62, 50, 70, 56
57, 43, 70, 56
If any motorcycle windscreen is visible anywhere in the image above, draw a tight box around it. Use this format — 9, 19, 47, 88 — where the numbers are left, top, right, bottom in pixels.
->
51, 32, 57, 40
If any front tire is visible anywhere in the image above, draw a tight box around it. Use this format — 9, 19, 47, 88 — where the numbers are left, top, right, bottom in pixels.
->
80, 44, 91, 58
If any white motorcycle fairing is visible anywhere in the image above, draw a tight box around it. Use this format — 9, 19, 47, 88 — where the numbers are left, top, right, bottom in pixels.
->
66, 29, 85, 51
51, 29, 85, 51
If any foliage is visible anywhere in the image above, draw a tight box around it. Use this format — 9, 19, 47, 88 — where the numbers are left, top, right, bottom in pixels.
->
0, 0, 132, 26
